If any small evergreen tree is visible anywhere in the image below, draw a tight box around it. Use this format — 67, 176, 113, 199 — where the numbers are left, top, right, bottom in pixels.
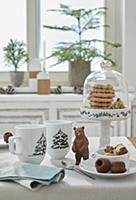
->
3, 39, 29, 71
51, 129, 69, 149
33, 133, 46, 156
44, 4, 121, 66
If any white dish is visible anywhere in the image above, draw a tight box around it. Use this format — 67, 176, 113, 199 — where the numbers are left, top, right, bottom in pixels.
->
0, 139, 8, 148
80, 158, 136, 178
95, 148, 129, 169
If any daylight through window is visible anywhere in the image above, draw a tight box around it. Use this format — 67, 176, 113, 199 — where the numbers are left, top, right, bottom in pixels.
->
41, 0, 105, 72
0, 0, 26, 71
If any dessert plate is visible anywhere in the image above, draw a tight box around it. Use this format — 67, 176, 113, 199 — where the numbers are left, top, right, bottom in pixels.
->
80, 158, 136, 178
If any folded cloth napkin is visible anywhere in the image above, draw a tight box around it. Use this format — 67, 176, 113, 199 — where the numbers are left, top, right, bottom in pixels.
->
0, 159, 65, 191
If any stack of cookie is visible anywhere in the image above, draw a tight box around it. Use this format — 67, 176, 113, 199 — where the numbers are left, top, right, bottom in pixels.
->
89, 84, 115, 109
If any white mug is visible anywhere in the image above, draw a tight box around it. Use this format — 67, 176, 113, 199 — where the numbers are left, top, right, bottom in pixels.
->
45, 120, 72, 159
9, 124, 46, 164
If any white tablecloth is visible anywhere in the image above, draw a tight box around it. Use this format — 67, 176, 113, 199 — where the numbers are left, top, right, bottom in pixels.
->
1, 137, 136, 200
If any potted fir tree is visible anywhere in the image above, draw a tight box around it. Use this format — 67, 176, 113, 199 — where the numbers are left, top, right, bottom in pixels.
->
44, 4, 121, 87
3, 39, 29, 87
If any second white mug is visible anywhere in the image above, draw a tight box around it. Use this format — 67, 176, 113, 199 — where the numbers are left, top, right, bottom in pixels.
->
45, 120, 72, 159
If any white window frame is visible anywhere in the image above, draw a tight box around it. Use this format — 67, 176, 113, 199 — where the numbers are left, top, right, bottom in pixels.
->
105, 0, 123, 72
27, 0, 40, 61
0, 0, 122, 87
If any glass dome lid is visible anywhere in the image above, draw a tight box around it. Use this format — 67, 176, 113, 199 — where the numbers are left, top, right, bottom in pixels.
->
83, 62, 129, 110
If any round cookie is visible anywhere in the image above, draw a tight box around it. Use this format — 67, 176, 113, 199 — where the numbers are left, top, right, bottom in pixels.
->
91, 88, 115, 93
91, 97, 113, 103
91, 92, 115, 98
93, 84, 114, 90
90, 101, 112, 108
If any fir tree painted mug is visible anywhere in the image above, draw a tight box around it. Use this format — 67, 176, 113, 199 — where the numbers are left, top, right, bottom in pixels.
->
45, 120, 72, 159
9, 124, 46, 164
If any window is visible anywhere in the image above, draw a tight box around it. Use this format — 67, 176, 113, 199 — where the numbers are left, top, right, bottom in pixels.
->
0, 1, 120, 87
0, 0, 26, 71
41, 0, 105, 72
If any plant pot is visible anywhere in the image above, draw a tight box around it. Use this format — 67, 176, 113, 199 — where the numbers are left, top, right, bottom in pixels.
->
68, 61, 91, 87
10, 71, 24, 87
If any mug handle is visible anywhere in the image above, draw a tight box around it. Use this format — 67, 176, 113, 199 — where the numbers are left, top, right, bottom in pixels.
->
9, 136, 22, 155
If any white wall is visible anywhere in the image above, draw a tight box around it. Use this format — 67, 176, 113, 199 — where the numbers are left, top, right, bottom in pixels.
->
106, 0, 136, 90
122, 0, 136, 89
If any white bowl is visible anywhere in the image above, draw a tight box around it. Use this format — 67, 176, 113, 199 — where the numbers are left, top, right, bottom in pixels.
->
95, 148, 129, 169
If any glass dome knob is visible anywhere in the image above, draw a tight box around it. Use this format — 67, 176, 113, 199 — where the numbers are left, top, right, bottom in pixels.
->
100, 61, 112, 70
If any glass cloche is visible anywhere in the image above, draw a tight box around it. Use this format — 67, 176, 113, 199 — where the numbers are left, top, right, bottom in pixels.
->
80, 62, 131, 148
83, 62, 129, 110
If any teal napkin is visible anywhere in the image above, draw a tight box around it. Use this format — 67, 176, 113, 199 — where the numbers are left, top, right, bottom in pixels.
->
0, 160, 65, 191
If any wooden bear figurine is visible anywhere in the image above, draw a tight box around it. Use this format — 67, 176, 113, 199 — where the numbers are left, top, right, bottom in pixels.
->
72, 126, 89, 165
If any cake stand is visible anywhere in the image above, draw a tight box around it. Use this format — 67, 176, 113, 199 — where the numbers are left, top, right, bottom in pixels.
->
80, 107, 131, 148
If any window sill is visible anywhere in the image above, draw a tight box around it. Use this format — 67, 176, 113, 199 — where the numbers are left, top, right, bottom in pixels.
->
15, 86, 82, 94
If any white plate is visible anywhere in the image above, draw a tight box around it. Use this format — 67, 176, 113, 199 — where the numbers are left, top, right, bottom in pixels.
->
0, 139, 8, 148
80, 158, 136, 178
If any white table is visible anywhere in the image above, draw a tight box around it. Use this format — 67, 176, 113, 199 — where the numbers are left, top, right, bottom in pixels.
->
1, 137, 136, 200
